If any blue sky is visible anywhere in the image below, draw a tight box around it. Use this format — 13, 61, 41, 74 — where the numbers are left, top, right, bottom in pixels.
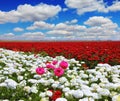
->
0, 0, 120, 41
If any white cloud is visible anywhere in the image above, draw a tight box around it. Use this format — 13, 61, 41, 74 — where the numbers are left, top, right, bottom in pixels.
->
0, 16, 120, 41
65, 0, 120, 15
0, 33, 15, 40
0, 4, 61, 24
22, 32, 45, 40
13, 27, 24, 32
26, 19, 83, 32
26, 21, 55, 30
78, 16, 119, 40
0, 32, 45, 41
65, 19, 78, 24
84, 16, 118, 28
108, 1, 120, 11
54, 23, 86, 31
45, 16, 119, 40
3, 33, 15, 36
46, 22, 86, 36
71, 19, 78, 24
47, 30, 73, 35
46, 16, 119, 40
62, 8, 68, 12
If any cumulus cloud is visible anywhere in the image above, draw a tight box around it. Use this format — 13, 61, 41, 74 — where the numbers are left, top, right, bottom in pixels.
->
47, 16, 119, 40
3, 33, 15, 37
108, 1, 120, 11
47, 30, 73, 35
84, 16, 118, 28
13, 27, 24, 32
54, 23, 86, 31
0, 33, 15, 40
21, 32, 45, 40
0, 4, 61, 24
62, 8, 69, 12
65, 19, 78, 24
46, 22, 86, 36
0, 16, 120, 41
26, 16, 119, 40
79, 16, 119, 40
65, 0, 120, 15
0, 32, 45, 41
26, 21, 55, 30
26, 19, 83, 32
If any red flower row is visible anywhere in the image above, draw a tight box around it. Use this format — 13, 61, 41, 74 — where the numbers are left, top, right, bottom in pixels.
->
0, 41, 120, 66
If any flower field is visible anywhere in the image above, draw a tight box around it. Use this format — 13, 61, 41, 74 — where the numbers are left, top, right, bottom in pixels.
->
0, 41, 120, 68
0, 41, 120, 101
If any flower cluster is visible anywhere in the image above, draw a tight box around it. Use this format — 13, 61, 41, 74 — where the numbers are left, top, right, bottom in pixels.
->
0, 48, 120, 101
36, 60, 68, 77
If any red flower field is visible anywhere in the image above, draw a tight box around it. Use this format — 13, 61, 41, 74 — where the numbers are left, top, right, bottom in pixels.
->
0, 41, 120, 68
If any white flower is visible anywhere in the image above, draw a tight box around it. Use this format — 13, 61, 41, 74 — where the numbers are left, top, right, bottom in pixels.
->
30, 86, 38, 93
97, 63, 104, 67
90, 77, 98, 82
56, 98, 67, 101
105, 83, 115, 89
52, 83, 58, 88
110, 91, 118, 97
17, 76, 23, 81
59, 77, 67, 84
72, 90, 83, 98
48, 79, 54, 83
0, 83, 7, 87
80, 74, 88, 79
112, 77, 120, 83
24, 86, 31, 93
100, 77, 109, 83
19, 80, 26, 86
3, 71, 9, 74
112, 94, 120, 101
46, 91, 53, 97
40, 97, 49, 101
62, 87, 70, 92
87, 69, 96, 74
28, 79, 38, 84
99, 82, 106, 88
97, 88, 110, 96
2, 100, 9, 101
34, 74, 41, 79
52, 81, 59, 88
38, 78, 46, 84
92, 93, 101, 99
58, 84, 64, 89
5, 79, 17, 89
79, 97, 94, 101
77, 63, 81, 66
65, 92, 71, 97
82, 89, 93, 96
39, 92, 46, 98
81, 61, 85, 64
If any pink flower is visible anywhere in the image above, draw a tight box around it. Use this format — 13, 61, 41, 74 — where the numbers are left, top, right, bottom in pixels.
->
59, 60, 68, 69
54, 67, 64, 77
34, 54, 38, 58
36, 67, 45, 75
52, 60, 58, 65
46, 64, 55, 69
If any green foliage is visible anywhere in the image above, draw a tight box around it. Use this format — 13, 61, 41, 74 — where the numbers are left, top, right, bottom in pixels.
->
39, 51, 48, 57
0, 86, 41, 101
0, 61, 6, 67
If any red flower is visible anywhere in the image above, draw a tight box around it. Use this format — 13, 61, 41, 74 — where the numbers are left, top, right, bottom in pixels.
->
49, 90, 62, 101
